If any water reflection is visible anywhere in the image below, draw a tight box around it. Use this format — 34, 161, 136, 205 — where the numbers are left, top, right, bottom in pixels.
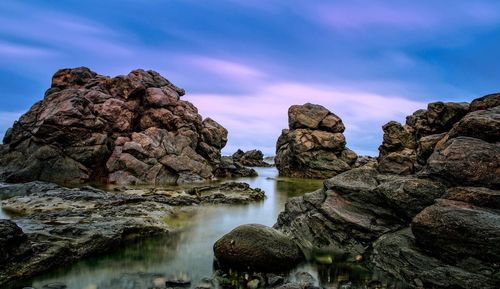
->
9, 167, 405, 289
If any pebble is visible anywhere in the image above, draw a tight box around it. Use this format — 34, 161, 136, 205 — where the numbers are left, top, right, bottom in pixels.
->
247, 279, 260, 289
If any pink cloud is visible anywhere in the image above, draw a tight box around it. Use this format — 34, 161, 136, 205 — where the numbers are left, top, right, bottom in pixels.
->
186, 81, 426, 156
186, 56, 267, 81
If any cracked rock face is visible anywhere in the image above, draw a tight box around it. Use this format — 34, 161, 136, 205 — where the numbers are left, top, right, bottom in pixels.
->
0, 67, 228, 185
275, 103, 356, 178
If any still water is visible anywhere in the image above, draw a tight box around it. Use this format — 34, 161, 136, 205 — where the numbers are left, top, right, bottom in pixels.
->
12, 167, 406, 289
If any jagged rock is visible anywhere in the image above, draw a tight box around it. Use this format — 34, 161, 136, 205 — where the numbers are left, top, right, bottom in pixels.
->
213, 156, 258, 178
447, 106, 500, 143
275, 103, 355, 178
378, 101, 470, 175
0, 67, 228, 185
213, 224, 304, 272
470, 93, 500, 111
232, 149, 271, 167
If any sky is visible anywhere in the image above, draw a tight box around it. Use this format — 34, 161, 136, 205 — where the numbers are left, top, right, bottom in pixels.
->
0, 1, 499, 156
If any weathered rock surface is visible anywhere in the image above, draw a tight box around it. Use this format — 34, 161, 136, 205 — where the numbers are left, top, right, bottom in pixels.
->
0, 181, 265, 286
213, 156, 258, 178
232, 149, 271, 167
275, 168, 446, 255
213, 224, 304, 272
0, 67, 230, 185
276, 94, 500, 288
412, 197, 500, 266
275, 104, 356, 178
372, 229, 498, 289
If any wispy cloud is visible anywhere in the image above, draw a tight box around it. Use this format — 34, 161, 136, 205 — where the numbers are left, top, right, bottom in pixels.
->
187, 81, 425, 156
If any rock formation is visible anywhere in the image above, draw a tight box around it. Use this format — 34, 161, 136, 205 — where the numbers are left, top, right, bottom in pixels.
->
275, 93, 500, 289
275, 103, 357, 178
0, 67, 231, 185
232, 149, 271, 167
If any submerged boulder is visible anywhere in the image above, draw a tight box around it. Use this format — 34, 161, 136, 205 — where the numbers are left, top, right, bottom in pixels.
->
0, 67, 229, 185
275, 103, 356, 178
213, 224, 304, 272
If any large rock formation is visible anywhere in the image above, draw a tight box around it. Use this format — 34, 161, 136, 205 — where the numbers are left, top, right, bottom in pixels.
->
275, 103, 356, 178
0, 67, 230, 185
275, 93, 500, 289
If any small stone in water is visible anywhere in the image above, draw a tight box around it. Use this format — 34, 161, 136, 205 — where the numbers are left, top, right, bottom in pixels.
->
154, 277, 167, 286
42, 283, 67, 289
247, 279, 260, 289
314, 255, 332, 264
165, 278, 191, 287
268, 275, 285, 287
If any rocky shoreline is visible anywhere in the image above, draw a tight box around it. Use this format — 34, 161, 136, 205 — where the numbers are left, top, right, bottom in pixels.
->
0, 181, 265, 287
215, 93, 499, 289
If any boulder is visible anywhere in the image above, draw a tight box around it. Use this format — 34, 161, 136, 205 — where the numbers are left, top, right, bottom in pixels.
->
412, 198, 500, 266
0, 67, 229, 185
423, 137, 500, 188
213, 224, 304, 271
275, 104, 355, 178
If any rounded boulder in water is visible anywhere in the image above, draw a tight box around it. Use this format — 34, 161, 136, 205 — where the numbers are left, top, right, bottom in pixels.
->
213, 224, 304, 272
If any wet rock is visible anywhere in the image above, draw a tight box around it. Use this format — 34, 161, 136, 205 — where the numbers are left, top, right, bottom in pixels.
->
42, 283, 67, 289
247, 279, 260, 289
213, 224, 304, 272
276, 104, 355, 178
268, 275, 285, 287
294, 272, 315, 288
0, 219, 32, 264
0, 67, 227, 185
0, 180, 264, 286
232, 149, 271, 167
165, 277, 191, 287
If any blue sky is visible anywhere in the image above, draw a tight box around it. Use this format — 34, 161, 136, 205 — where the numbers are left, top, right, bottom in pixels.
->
1, 0, 499, 155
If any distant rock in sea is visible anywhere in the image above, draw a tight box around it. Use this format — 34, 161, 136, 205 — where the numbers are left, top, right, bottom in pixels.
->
0, 67, 239, 185
275, 103, 357, 178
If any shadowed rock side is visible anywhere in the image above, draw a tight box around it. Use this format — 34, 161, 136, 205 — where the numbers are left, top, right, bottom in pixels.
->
0, 67, 238, 185
0, 181, 265, 286
275, 103, 357, 178
275, 93, 500, 289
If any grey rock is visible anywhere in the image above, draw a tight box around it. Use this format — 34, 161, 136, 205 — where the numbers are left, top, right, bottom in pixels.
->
213, 224, 304, 272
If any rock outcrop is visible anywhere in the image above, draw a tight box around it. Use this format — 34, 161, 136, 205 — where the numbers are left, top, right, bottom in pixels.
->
213, 224, 304, 272
0, 180, 265, 286
275, 93, 500, 289
275, 103, 356, 178
232, 149, 271, 167
0, 67, 229, 185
